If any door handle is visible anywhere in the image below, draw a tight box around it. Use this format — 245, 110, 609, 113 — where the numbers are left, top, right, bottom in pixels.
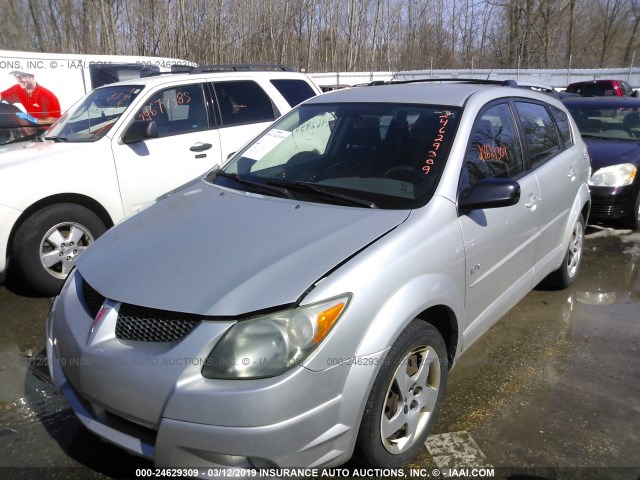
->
190, 142, 212, 152
525, 195, 539, 209
568, 167, 577, 180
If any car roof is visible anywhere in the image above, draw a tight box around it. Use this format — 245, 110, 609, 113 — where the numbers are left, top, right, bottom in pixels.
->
567, 79, 627, 86
95, 70, 314, 89
304, 82, 533, 107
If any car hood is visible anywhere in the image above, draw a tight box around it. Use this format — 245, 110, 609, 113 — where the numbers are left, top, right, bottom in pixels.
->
583, 138, 640, 170
77, 181, 410, 316
0, 139, 78, 170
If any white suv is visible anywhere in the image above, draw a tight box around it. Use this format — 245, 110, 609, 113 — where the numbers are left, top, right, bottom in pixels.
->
0, 67, 321, 294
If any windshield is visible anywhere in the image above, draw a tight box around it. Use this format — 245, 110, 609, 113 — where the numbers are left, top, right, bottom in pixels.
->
45, 85, 143, 142
565, 102, 640, 141
212, 103, 460, 209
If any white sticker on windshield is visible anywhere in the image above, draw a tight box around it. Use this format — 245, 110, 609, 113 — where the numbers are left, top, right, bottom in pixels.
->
243, 129, 292, 161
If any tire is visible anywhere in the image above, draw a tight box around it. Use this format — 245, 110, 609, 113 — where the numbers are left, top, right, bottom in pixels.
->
546, 213, 585, 289
12, 204, 106, 296
353, 320, 448, 467
624, 191, 640, 231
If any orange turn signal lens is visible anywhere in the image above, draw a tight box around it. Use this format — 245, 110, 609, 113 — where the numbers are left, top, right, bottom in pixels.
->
313, 302, 345, 344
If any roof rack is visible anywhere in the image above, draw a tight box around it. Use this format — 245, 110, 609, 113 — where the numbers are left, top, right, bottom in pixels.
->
362, 78, 520, 88
189, 64, 293, 74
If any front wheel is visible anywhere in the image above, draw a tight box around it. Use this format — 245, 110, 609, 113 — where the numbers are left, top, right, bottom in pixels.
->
546, 213, 585, 289
354, 320, 448, 467
12, 204, 106, 295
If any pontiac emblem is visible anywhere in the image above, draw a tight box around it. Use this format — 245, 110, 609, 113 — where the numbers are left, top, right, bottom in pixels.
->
90, 305, 111, 335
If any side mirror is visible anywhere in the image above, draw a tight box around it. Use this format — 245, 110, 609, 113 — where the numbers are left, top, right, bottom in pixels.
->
122, 120, 158, 144
458, 178, 521, 213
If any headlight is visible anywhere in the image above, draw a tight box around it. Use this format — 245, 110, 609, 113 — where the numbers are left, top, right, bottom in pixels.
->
202, 295, 351, 379
589, 163, 636, 187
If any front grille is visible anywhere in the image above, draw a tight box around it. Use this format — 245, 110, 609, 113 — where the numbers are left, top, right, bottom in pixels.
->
82, 280, 106, 318
81, 278, 202, 343
115, 304, 202, 342
591, 204, 627, 218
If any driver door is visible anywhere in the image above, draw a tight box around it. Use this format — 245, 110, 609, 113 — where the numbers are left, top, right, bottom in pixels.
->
113, 83, 222, 216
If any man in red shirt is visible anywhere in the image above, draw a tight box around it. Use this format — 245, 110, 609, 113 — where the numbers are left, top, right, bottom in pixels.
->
0, 70, 61, 125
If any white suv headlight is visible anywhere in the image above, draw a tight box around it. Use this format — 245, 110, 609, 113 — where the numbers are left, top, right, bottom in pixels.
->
589, 163, 636, 187
202, 295, 351, 379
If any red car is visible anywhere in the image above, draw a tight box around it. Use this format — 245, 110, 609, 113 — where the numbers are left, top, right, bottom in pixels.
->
565, 79, 636, 97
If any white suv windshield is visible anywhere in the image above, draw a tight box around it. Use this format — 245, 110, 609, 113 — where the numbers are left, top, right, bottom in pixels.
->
46, 85, 143, 142
216, 103, 460, 209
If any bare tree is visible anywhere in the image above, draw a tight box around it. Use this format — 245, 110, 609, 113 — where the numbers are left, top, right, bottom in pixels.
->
594, 0, 629, 67
1, 0, 638, 72
624, 0, 640, 66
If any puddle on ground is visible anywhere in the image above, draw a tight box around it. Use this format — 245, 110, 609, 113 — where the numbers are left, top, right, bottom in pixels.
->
0, 354, 70, 429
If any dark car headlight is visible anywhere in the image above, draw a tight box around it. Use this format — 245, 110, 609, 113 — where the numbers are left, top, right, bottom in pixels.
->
589, 163, 636, 187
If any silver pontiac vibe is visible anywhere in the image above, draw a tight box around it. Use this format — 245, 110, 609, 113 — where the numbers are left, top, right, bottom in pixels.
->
47, 81, 591, 470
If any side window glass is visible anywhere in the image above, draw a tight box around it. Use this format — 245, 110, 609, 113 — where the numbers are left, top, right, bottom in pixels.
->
463, 103, 524, 187
598, 84, 615, 96
135, 84, 208, 138
515, 102, 561, 168
549, 105, 572, 147
214, 81, 275, 126
270, 79, 317, 107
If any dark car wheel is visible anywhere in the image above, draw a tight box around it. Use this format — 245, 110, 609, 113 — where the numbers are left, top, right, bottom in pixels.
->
12, 204, 106, 295
354, 320, 448, 467
546, 214, 585, 289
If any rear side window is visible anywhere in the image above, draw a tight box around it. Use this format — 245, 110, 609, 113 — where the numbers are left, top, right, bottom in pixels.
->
597, 83, 617, 96
549, 105, 573, 147
515, 102, 561, 167
567, 83, 606, 97
270, 79, 317, 107
213, 81, 275, 126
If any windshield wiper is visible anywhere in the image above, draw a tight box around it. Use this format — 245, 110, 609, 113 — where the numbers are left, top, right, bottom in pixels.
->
44, 135, 68, 142
1, 133, 40, 145
266, 179, 378, 208
213, 171, 294, 199
580, 133, 629, 141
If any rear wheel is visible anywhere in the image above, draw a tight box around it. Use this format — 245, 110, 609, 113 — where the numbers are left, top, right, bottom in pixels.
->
546, 214, 585, 289
354, 320, 448, 467
12, 204, 106, 295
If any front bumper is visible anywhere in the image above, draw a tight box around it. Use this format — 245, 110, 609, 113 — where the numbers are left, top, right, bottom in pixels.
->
46, 272, 382, 469
46, 346, 354, 469
589, 183, 640, 220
